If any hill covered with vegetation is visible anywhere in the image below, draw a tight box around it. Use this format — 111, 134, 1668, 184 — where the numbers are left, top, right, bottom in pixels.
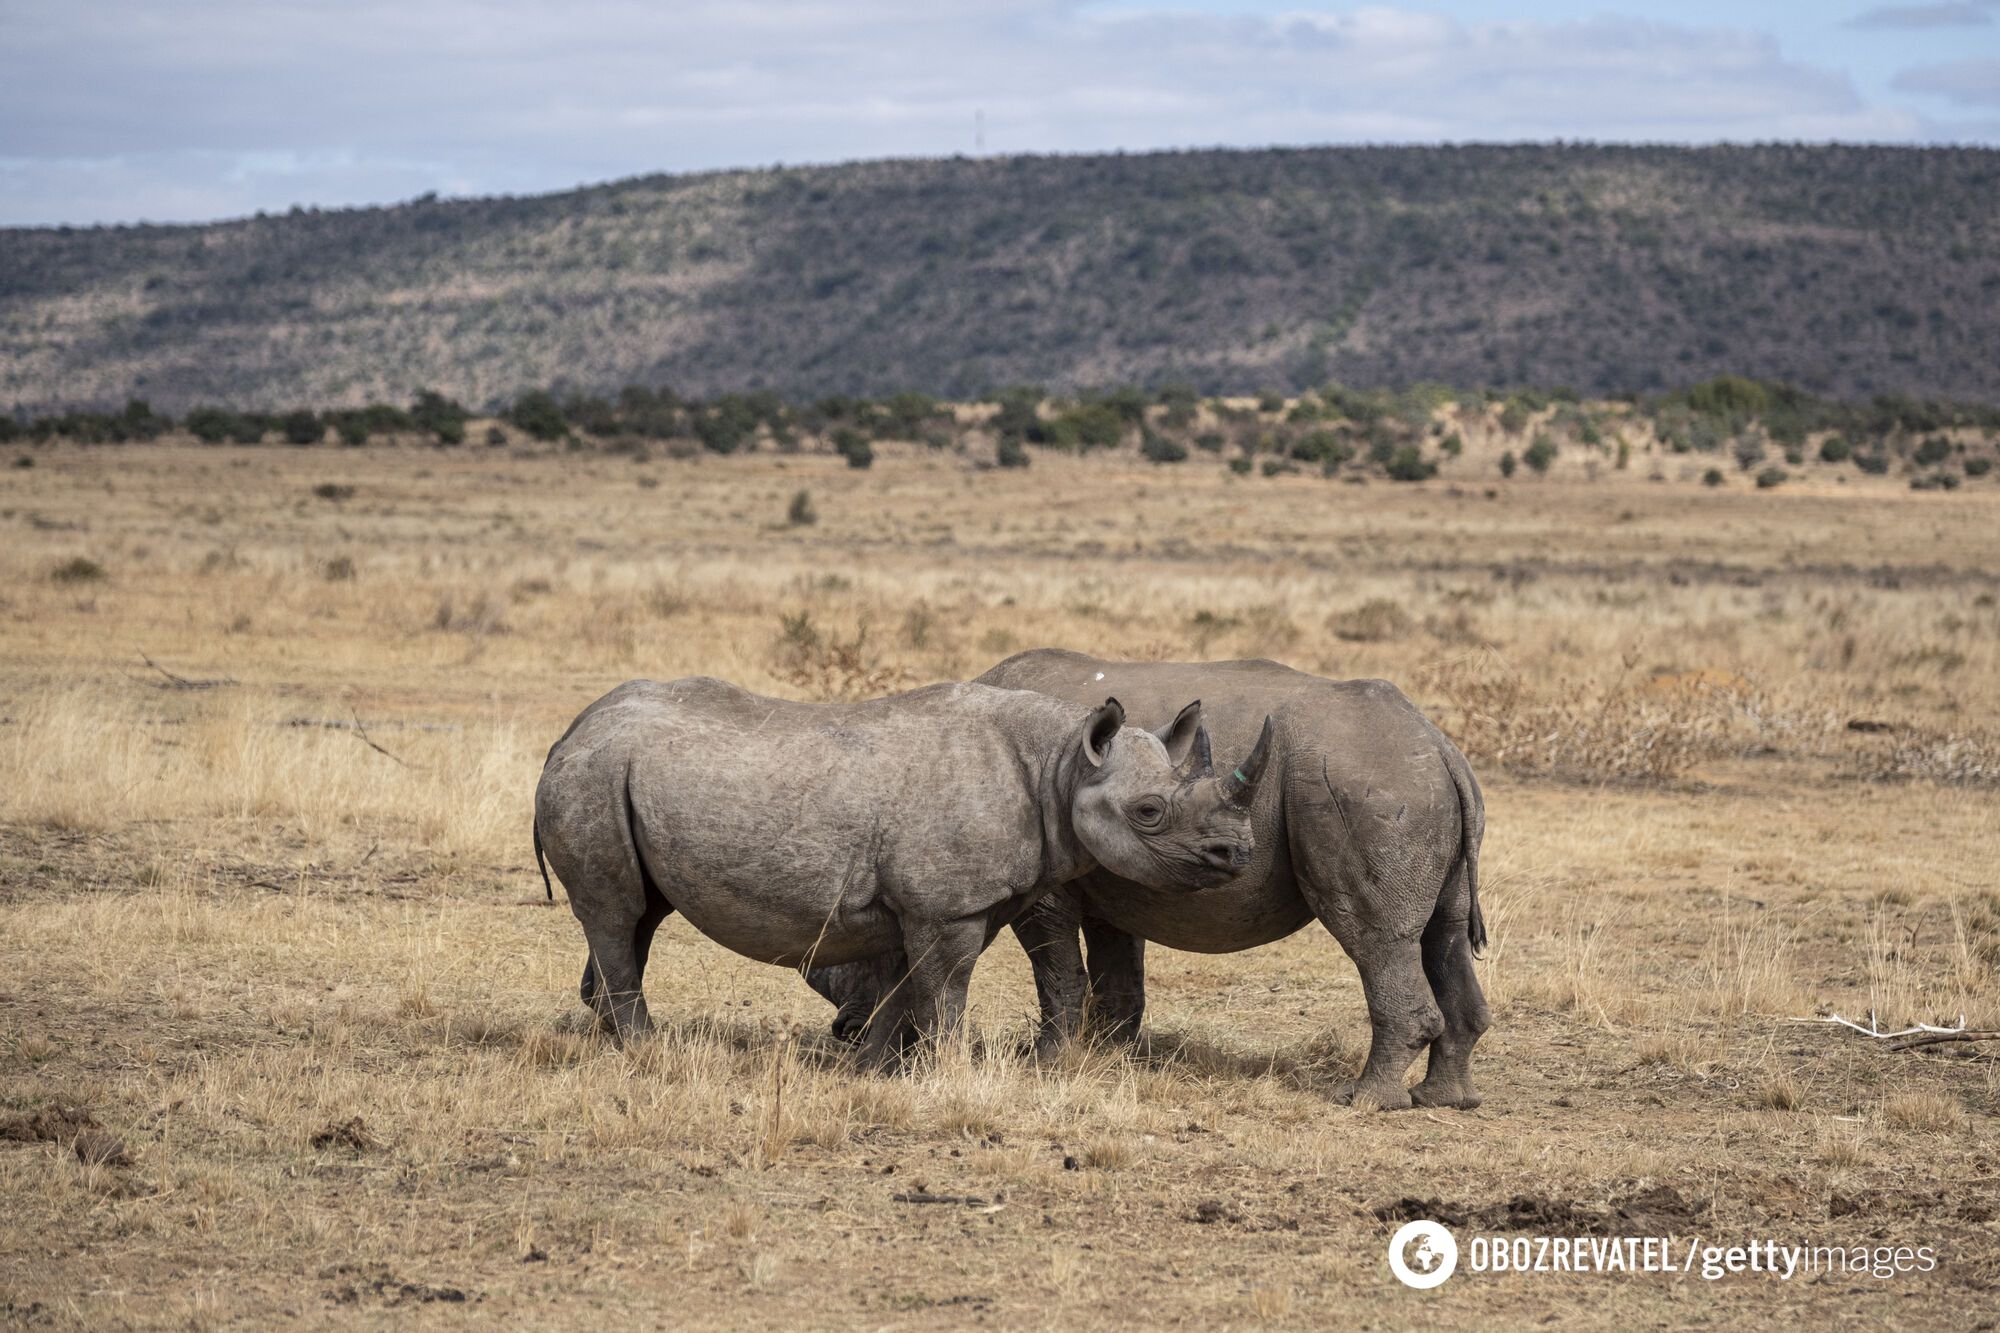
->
3, 143, 1997, 414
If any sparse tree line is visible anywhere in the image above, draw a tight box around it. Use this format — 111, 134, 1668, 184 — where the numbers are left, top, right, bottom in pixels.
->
8, 376, 1998, 488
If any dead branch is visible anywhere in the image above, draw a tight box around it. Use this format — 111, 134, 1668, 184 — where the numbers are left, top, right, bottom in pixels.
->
345, 712, 409, 767
1789, 1011, 1994, 1053
283, 717, 460, 733
137, 650, 235, 690
1888, 1030, 2000, 1052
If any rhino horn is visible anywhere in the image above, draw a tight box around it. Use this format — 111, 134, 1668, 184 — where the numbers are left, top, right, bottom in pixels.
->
1219, 716, 1276, 806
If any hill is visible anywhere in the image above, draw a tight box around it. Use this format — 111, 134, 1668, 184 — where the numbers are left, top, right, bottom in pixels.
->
3, 143, 1997, 414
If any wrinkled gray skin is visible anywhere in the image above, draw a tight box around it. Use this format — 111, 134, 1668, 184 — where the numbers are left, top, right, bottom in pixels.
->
533, 675, 1269, 1069
808, 651, 1490, 1109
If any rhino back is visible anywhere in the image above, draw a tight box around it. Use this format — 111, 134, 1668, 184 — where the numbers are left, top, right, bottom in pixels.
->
545, 677, 1072, 966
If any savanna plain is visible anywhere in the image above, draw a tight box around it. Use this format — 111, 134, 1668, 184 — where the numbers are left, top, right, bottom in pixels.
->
2, 435, 1997, 1329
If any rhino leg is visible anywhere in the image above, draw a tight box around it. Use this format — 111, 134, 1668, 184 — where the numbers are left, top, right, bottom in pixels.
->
1411, 866, 1490, 1109
539, 781, 669, 1045
1081, 914, 1146, 1046
1013, 890, 1088, 1059
579, 890, 673, 1026
854, 955, 916, 1073
1336, 930, 1442, 1110
897, 914, 988, 1059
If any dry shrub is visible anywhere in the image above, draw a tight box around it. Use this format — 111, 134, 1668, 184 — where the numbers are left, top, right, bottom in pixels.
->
1872, 731, 2000, 787
1878, 1091, 1966, 1134
1418, 650, 1760, 782
49, 556, 107, 585
770, 613, 914, 702
1329, 597, 1412, 642
431, 591, 510, 635
1698, 914, 1806, 1017
1754, 1068, 1803, 1112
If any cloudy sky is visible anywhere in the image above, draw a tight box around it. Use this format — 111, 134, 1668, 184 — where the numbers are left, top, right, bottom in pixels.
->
2, 1, 1996, 226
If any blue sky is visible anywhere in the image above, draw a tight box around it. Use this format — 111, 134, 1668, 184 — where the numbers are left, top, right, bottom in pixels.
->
1, 1, 1995, 227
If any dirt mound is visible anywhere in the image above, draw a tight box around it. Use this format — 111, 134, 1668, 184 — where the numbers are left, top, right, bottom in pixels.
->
323, 1265, 471, 1307
0, 1105, 98, 1143
309, 1116, 375, 1152
1374, 1185, 1704, 1235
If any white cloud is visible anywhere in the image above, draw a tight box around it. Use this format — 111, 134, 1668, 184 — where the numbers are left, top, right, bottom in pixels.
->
1847, 3, 1992, 29
0, 2, 1941, 225
1892, 58, 2000, 105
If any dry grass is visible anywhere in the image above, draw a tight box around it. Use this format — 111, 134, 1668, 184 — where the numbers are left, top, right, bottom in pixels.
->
2, 440, 1997, 1327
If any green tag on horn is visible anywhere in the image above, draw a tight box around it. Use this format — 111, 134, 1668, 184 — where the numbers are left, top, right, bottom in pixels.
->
1232, 769, 1247, 784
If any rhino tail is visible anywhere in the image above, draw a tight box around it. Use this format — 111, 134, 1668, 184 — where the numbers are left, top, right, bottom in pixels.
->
533, 814, 553, 902
1443, 741, 1487, 959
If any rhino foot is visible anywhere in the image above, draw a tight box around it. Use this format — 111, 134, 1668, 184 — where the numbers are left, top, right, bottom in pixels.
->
1409, 1078, 1483, 1111
1338, 1077, 1414, 1111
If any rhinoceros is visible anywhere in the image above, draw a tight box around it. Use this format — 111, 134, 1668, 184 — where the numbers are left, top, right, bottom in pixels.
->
532, 675, 1271, 1067
808, 651, 1490, 1108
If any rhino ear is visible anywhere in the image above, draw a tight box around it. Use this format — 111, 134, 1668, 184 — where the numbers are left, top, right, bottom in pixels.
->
1083, 697, 1125, 767
1155, 700, 1211, 776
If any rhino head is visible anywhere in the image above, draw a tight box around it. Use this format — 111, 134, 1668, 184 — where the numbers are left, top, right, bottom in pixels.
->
1070, 697, 1272, 892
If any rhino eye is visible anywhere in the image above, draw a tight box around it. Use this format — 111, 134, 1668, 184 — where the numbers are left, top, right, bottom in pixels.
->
1130, 800, 1166, 828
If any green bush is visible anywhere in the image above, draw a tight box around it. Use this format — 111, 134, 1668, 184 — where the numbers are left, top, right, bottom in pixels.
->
995, 437, 1030, 469
989, 389, 1042, 442
281, 410, 324, 445
1854, 453, 1891, 475
184, 406, 239, 444
839, 436, 873, 469
1228, 457, 1253, 475
1523, 435, 1557, 474
787, 489, 817, 526
1818, 436, 1852, 463
1140, 432, 1188, 464
1702, 468, 1725, 487
1045, 403, 1124, 451
335, 414, 370, 446
832, 427, 873, 468
410, 390, 468, 445
1440, 432, 1463, 457
1193, 431, 1225, 453
1383, 445, 1436, 482
1290, 429, 1352, 467
1914, 436, 1952, 466
1684, 375, 1769, 419
1964, 456, 1992, 478
1910, 471, 1961, 491
1499, 451, 1517, 478
1755, 467, 1788, 489
509, 390, 570, 442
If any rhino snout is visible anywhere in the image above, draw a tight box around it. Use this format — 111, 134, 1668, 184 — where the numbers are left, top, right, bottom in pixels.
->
1200, 840, 1248, 872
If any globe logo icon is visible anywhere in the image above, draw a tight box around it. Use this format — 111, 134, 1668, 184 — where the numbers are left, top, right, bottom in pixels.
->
1388, 1219, 1459, 1289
